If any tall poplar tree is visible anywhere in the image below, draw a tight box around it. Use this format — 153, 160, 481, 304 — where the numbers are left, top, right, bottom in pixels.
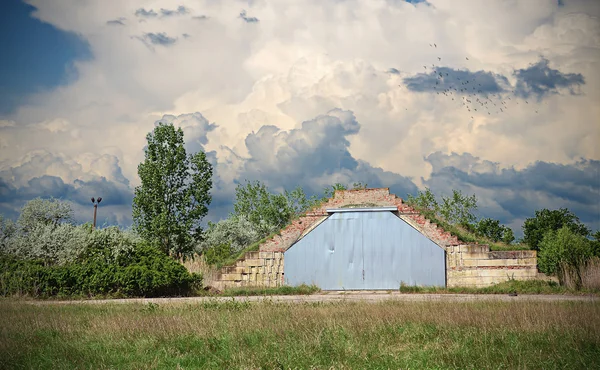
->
132, 122, 213, 258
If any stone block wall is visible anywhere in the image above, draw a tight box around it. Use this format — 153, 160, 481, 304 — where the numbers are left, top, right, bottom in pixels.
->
210, 251, 284, 291
446, 245, 538, 288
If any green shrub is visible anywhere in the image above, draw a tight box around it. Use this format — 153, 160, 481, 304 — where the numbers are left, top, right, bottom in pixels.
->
0, 242, 201, 298
538, 226, 592, 276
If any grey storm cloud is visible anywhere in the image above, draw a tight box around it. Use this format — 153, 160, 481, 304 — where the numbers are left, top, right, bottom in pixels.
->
513, 58, 585, 100
141, 32, 177, 46
135, 8, 158, 17
0, 175, 134, 225
423, 152, 600, 233
403, 67, 508, 95
160, 6, 190, 17
239, 10, 259, 23
238, 108, 418, 198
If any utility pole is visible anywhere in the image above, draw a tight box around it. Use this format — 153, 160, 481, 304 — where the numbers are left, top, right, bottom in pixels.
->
91, 197, 102, 230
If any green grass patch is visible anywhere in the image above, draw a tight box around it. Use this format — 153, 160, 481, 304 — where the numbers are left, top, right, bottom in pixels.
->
1, 299, 598, 369
399, 279, 599, 295
222, 284, 320, 296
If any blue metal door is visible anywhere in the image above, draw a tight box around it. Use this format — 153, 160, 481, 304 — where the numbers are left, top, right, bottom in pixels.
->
284, 210, 446, 290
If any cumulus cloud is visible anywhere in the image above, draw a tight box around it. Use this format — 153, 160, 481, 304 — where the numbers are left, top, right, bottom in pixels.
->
238, 108, 418, 197
1, 0, 598, 230
423, 152, 600, 234
0, 151, 133, 225
514, 58, 585, 99
403, 67, 509, 95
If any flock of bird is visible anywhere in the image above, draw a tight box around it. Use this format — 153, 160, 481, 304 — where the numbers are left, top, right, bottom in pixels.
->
399, 43, 539, 118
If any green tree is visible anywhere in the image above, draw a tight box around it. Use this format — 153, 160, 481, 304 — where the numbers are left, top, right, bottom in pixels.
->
476, 218, 515, 244
323, 183, 347, 199
439, 190, 477, 227
132, 122, 213, 258
591, 231, 600, 257
522, 208, 590, 251
233, 181, 316, 238
538, 226, 592, 287
406, 188, 439, 213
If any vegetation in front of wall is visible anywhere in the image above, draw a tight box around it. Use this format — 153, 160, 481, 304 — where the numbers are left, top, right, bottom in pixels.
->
222, 284, 320, 296
399, 279, 599, 295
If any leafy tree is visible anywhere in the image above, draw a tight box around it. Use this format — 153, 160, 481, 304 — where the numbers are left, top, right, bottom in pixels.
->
132, 122, 213, 258
591, 231, 600, 257
502, 227, 515, 245
439, 190, 477, 227
538, 226, 592, 287
522, 208, 590, 251
476, 218, 515, 244
232, 181, 316, 238
406, 188, 439, 213
17, 197, 73, 233
323, 183, 347, 199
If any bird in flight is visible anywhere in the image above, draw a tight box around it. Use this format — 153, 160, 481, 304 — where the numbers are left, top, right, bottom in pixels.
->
434, 43, 437, 48
466, 57, 469, 60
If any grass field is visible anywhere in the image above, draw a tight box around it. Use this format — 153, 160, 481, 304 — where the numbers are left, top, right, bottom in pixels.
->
1, 299, 599, 369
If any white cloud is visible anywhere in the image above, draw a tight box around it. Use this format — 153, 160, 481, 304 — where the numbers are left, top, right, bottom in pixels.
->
0, 0, 597, 228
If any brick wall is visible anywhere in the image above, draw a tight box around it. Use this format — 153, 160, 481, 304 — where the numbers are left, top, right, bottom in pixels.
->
205, 188, 539, 289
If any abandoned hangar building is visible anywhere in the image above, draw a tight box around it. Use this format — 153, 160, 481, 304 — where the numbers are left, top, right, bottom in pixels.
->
209, 188, 539, 290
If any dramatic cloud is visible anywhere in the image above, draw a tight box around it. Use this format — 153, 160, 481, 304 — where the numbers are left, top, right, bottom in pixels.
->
0, 151, 133, 225
514, 58, 586, 99
239, 109, 418, 197
423, 152, 600, 234
0, 0, 597, 231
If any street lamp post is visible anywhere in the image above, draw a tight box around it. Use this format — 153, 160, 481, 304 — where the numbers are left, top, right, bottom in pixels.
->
91, 197, 102, 230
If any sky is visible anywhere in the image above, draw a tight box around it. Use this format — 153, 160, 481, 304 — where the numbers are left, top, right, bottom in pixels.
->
0, 0, 598, 237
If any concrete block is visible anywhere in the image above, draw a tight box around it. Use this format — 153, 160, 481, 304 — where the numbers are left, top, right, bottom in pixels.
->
259, 252, 274, 259
244, 259, 261, 266
221, 273, 243, 281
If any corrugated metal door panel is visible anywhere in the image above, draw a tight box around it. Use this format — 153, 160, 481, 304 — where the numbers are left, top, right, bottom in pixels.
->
284, 211, 446, 290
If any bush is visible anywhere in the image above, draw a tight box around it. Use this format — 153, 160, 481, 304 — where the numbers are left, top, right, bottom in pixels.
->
538, 226, 593, 288
0, 242, 201, 298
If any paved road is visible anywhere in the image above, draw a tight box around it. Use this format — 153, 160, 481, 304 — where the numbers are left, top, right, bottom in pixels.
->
26, 291, 599, 305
